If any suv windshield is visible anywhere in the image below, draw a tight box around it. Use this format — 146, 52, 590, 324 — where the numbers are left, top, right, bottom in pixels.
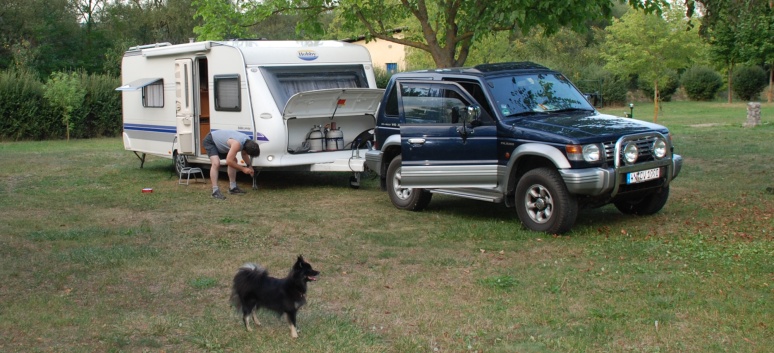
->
486, 73, 593, 118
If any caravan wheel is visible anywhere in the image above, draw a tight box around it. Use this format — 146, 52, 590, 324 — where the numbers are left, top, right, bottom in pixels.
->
173, 151, 189, 177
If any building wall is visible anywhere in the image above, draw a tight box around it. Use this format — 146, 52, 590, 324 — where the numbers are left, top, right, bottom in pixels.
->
351, 38, 406, 73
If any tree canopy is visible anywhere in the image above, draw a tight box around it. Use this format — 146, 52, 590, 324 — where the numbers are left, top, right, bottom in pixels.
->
602, 7, 705, 120
193, 0, 672, 68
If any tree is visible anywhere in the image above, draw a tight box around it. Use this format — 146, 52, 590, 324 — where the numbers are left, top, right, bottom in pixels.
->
602, 7, 703, 121
43, 71, 85, 141
682, 1, 774, 103
738, 5, 774, 103
194, 0, 671, 68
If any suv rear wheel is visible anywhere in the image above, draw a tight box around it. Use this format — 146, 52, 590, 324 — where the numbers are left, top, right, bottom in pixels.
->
515, 167, 578, 234
386, 156, 432, 211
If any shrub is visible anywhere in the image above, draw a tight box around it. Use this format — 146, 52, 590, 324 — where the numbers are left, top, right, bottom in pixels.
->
0, 69, 61, 140
639, 70, 680, 102
575, 64, 629, 106
681, 66, 723, 101
43, 71, 85, 141
0, 69, 121, 140
732, 66, 767, 101
373, 67, 394, 89
72, 72, 122, 138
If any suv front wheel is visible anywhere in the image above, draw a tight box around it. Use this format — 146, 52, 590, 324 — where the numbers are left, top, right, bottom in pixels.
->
386, 156, 432, 211
515, 167, 578, 234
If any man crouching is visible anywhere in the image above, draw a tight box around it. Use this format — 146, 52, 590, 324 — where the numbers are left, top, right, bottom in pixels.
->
202, 130, 261, 200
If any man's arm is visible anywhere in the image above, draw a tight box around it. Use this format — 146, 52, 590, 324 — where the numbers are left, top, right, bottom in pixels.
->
225, 139, 255, 175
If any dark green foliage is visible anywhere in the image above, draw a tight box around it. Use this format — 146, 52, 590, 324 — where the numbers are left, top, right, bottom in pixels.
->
732, 66, 767, 101
0, 69, 61, 140
0, 69, 121, 140
71, 72, 123, 138
373, 67, 394, 89
575, 64, 629, 106
639, 71, 680, 102
681, 66, 723, 101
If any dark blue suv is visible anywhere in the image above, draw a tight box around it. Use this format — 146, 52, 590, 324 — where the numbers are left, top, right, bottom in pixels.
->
365, 62, 682, 234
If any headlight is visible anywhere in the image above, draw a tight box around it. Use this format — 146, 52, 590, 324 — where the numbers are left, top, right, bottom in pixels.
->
652, 138, 667, 159
582, 144, 600, 162
566, 144, 602, 162
623, 142, 638, 164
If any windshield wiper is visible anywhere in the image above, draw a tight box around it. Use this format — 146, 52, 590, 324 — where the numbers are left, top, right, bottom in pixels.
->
504, 111, 546, 119
547, 107, 594, 114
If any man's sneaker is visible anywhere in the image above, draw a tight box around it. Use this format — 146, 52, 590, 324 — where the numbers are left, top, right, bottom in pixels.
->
212, 189, 226, 200
229, 186, 246, 195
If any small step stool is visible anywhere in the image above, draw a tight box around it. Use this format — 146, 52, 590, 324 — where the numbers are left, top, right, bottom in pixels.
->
179, 167, 205, 185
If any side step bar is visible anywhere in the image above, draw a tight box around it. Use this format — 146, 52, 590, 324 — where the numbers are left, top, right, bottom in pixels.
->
429, 188, 504, 203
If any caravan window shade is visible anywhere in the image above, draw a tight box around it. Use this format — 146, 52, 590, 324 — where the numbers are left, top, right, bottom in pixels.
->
262, 65, 368, 112
214, 74, 241, 112
143, 80, 164, 108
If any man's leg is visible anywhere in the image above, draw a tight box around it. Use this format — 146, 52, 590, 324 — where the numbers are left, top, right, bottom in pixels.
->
209, 155, 226, 199
209, 155, 221, 188
227, 164, 237, 186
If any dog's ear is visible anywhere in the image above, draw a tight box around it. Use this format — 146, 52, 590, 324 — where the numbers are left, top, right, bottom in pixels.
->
295, 255, 304, 268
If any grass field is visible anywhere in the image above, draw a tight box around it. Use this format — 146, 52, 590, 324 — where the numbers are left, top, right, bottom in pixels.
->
1, 101, 772, 352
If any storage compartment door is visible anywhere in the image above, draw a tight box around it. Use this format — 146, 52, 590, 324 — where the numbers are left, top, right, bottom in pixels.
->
175, 58, 195, 154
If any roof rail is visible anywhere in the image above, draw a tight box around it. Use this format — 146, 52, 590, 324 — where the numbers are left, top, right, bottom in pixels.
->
127, 42, 173, 52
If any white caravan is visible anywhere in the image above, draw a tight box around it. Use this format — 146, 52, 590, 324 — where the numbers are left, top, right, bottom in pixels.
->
117, 40, 384, 187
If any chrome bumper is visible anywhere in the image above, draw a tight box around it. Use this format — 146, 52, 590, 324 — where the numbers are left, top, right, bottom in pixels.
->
560, 154, 682, 197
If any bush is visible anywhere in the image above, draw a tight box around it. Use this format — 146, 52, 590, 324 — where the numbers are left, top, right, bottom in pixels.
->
732, 66, 767, 101
44, 72, 86, 140
0, 69, 121, 140
373, 67, 395, 89
639, 71, 680, 102
575, 64, 629, 106
681, 66, 723, 101
0, 69, 61, 140
72, 72, 122, 138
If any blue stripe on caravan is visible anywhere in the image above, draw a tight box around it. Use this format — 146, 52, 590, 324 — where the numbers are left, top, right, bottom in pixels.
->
123, 125, 271, 143
123, 123, 176, 134
211, 129, 270, 143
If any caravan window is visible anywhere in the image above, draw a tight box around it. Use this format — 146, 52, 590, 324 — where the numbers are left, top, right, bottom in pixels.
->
143, 80, 164, 108
214, 74, 241, 112
261, 65, 368, 112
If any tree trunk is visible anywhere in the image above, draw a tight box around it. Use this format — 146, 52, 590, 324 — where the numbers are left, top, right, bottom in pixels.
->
728, 64, 733, 104
653, 80, 659, 123
769, 66, 773, 104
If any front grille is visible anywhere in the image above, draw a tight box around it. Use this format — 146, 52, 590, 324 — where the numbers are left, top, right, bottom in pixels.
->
603, 135, 659, 165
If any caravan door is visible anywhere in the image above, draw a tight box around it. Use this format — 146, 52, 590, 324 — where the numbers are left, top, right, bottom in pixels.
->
175, 59, 196, 154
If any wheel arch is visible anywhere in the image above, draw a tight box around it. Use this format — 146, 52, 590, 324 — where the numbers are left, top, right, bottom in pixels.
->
378, 135, 403, 191
504, 144, 571, 208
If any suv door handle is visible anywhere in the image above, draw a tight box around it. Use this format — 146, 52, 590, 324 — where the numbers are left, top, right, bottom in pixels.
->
408, 138, 426, 145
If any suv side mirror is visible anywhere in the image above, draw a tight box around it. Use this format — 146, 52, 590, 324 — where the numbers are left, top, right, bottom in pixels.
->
465, 105, 482, 127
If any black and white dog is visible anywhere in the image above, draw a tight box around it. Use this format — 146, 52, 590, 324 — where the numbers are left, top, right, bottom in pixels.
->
230, 256, 319, 338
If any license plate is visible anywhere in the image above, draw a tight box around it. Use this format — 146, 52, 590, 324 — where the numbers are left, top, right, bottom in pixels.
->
627, 168, 661, 184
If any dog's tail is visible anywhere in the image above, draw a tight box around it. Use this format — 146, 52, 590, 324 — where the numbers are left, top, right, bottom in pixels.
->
230, 263, 268, 310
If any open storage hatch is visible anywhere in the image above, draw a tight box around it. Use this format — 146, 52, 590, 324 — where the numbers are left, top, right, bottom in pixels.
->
283, 88, 385, 154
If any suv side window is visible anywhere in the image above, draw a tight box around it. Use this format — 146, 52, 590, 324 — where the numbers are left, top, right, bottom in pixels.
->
381, 82, 400, 126
448, 79, 495, 124
400, 83, 468, 125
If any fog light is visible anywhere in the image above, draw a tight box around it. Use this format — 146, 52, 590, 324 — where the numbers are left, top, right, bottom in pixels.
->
623, 142, 638, 164
652, 138, 667, 159
267, 155, 274, 161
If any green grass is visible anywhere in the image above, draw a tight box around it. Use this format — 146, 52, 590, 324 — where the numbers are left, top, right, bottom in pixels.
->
0, 101, 773, 352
